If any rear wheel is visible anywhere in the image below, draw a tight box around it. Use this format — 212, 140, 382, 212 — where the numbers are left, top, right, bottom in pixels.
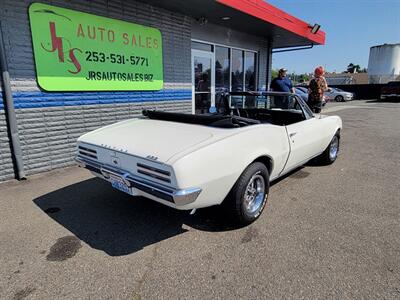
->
224, 162, 269, 225
317, 133, 340, 164
335, 95, 344, 102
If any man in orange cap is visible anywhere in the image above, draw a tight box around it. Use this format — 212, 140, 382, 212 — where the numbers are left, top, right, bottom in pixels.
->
308, 66, 328, 113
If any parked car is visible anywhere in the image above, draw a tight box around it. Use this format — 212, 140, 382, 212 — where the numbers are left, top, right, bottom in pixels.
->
324, 87, 354, 102
296, 86, 308, 94
294, 87, 308, 102
76, 92, 342, 225
380, 81, 400, 100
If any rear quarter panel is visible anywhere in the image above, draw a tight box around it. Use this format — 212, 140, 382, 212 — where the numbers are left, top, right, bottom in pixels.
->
171, 124, 290, 209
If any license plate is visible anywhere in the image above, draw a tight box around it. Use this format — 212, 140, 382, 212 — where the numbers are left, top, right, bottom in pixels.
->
110, 175, 132, 195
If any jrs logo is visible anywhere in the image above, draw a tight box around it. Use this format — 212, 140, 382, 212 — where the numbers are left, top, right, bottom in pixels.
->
41, 22, 82, 74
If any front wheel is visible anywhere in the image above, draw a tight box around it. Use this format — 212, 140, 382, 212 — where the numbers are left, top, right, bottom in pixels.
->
223, 162, 269, 225
317, 133, 340, 165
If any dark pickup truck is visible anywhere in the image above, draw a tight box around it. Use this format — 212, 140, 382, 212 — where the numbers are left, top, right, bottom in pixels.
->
381, 81, 400, 100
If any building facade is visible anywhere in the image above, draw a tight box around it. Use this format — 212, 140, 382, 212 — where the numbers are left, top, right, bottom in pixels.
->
325, 73, 369, 85
0, 0, 325, 181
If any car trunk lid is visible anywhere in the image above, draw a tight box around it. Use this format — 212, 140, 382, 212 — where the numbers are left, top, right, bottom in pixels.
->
78, 119, 217, 163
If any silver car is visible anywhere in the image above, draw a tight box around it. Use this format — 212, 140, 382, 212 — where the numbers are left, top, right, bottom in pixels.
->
324, 87, 354, 102
294, 87, 308, 102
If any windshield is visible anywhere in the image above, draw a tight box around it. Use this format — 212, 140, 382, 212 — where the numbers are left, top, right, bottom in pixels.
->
230, 94, 303, 112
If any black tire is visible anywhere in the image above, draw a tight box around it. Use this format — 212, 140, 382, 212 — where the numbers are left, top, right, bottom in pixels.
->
335, 95, 344, 102
223, 162, 269, 225
317, 133, 340, 165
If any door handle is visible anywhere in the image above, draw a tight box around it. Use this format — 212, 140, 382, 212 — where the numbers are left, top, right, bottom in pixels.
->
289, 132, 297, 138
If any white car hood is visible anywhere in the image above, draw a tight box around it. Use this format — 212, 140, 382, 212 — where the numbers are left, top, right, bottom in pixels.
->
78, 118, 229, 163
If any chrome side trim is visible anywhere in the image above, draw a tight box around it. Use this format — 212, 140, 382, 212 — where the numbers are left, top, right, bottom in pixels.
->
75, 156, 201, 206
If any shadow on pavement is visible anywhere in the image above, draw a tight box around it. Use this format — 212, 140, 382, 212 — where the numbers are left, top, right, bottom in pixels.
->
34, 178, 189, 256
33, 177, 237, 256
34, 166, 311, 256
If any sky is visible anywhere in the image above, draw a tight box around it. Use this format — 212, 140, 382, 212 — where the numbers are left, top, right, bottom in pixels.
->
267, 0, 400, 74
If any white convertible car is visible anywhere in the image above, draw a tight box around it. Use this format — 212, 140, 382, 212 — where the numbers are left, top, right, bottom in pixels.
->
76, 92, 342, 225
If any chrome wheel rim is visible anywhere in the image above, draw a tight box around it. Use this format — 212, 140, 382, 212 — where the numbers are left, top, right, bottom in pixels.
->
243, 172, 266, 215
329, 136, 339, 160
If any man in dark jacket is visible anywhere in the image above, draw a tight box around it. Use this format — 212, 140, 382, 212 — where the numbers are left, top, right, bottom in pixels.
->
270, 68, 294, 108
270, 68, 295, 93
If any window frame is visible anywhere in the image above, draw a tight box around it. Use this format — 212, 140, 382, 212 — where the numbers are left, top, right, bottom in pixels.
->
191, 39, 259, 94
294, 94, 314, 120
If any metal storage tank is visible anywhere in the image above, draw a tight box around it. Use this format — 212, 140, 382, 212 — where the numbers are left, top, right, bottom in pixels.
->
368, 43, 400, 83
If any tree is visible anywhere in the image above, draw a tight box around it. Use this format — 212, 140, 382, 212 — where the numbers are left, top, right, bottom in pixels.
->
297, 73, 310, 83
271, 69, 279, 79
347, 63, 361, 73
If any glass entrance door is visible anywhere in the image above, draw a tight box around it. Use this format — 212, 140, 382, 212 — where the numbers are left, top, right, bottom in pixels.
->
192, 49, 215, 114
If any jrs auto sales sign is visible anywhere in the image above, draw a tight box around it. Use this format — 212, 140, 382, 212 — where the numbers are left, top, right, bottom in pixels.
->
28, 3, 163, 91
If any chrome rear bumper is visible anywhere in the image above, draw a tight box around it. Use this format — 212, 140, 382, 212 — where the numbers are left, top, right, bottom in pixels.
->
75, 156, 201, 206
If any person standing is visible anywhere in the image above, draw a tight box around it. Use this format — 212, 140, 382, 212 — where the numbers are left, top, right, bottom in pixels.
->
270, 68, 295, 93
308, 66, 328, 113
270, 68, 295, 108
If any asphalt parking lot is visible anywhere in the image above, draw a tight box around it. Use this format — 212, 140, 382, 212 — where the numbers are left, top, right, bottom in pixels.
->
1, 100, 399, 299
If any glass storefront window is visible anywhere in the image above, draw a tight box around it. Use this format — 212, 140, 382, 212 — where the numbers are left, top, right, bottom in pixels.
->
215, 46, 230, 93
215, 46, 230, 108
191, 41, 213, 52
231, 49, 244, 92
194, 55, 212, 114
191, 41, 258, 112
245, 51, 256, 91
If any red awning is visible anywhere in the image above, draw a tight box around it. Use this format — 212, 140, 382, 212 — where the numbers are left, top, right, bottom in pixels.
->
137, 0, 325, 48
217, 0, 325, 46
